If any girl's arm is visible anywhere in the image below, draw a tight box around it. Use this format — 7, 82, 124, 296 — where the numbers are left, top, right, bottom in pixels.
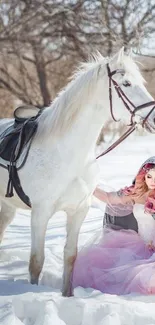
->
93, 187, 133, 205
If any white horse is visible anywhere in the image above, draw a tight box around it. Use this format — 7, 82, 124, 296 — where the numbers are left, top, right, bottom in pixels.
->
0, 48, 155, 296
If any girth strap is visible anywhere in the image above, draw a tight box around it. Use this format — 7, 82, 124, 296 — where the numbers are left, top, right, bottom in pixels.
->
6, 163, 31, 207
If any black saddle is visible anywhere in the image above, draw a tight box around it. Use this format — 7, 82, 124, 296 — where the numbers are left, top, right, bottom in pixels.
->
0, 105, 42, 207
0, 105, 41, 161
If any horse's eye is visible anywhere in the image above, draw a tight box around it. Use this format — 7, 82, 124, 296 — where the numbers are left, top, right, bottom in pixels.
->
123, 80, 131, 87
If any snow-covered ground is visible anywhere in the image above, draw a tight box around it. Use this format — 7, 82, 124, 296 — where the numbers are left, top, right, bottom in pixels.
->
1, 133, 155, 325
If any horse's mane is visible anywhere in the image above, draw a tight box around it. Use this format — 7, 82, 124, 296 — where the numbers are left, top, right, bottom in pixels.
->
36, 50, 144, 139
35, 52, 108, 139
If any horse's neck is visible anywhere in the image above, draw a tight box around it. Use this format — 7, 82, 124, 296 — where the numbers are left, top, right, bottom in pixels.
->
36, 62, 110, 159
59, 103, 105, 161
37, 103, 105, 164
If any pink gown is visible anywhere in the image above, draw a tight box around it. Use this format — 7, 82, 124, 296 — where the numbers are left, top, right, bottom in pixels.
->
71, 207, 155, 295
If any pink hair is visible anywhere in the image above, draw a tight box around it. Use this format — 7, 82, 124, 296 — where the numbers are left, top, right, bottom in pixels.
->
122, 163, 155, 214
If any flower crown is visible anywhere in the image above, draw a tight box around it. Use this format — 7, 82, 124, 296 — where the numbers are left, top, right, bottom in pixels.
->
142, 163, 155, 173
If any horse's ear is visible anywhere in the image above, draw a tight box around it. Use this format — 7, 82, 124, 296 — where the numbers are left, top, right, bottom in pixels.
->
128, 47, 133, 57
111, 47, 125, 64
117, 47, 125, 62
124, 46, 133, 57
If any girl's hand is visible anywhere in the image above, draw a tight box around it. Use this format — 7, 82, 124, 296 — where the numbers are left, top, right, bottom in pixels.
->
93, 188, 108, 203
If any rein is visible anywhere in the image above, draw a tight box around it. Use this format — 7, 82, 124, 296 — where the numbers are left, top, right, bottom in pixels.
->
96, 64, 155, 160
96, 123, 136, 159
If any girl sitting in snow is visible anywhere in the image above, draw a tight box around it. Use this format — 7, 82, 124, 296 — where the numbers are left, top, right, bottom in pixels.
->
71, 156, 155, 295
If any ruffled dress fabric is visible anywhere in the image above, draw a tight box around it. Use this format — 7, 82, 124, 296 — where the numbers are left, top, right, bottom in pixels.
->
71, 204, 155, 295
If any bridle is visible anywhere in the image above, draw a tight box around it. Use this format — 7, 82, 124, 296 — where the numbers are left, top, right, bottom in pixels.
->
96, 63, 155, 159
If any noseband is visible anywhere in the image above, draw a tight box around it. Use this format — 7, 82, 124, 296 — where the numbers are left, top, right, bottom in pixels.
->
96, 64, 155, 159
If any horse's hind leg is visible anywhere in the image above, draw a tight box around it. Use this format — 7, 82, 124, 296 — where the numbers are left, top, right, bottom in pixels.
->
29, 204, 53, 285
62, 204, 89, 297
0, 199, 16, 243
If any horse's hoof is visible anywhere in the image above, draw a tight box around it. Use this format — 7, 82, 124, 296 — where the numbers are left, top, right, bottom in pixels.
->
62, 288, 73, 297
30, 278, 39, 285
62, 291, 71, 297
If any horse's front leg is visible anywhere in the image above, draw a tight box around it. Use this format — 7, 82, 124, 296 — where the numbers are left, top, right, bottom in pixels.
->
29, 204, 52, 285
62, 204, 89, 296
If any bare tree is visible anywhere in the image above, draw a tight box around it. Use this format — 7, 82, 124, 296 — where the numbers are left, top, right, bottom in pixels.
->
0, 0, 155, 116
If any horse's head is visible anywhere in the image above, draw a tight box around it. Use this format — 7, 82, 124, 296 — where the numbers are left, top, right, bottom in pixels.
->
105, 47, 155, 133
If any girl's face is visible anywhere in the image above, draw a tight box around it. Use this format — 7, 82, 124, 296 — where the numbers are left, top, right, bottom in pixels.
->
145, 169, 155, 190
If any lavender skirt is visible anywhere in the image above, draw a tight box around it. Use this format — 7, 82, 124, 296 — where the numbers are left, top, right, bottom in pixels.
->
71, 229, 155, 295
